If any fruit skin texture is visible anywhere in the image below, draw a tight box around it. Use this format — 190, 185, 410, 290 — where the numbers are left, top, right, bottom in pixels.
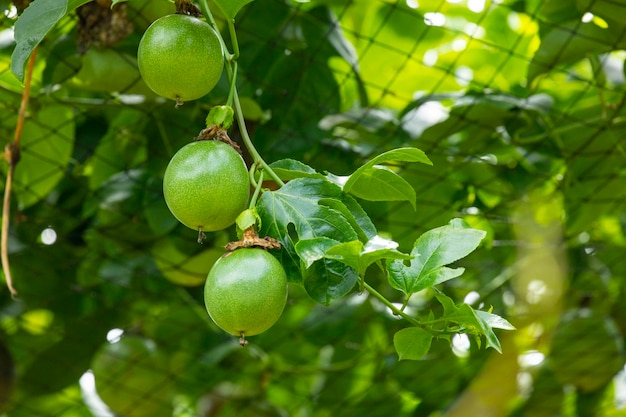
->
163, 140, 249, 232
91, 335, 173, 417
137, 14, 224, 102
204, 248, 288, 336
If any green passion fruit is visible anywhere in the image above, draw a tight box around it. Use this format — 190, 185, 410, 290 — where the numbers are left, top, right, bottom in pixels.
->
137, 14, 224, 102
204, 248, 288, 338
163, 140, 249, 232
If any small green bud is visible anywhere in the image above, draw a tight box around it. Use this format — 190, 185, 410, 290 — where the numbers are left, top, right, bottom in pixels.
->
206, 105, 235, 129
236, 208, 260, 233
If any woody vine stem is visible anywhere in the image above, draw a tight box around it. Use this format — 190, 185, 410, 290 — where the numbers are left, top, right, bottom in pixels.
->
2, 47, 37, 298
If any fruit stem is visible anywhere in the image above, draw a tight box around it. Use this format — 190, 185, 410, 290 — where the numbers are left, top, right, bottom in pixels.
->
249, 167, 264, 209
232, 88, 285, 187
226, 61, 237, 108
226, 19, 240, 60
363, 282, 420, 325
196, 0, 284, 189
248, 163, 259, 190
197, 228, 206, 244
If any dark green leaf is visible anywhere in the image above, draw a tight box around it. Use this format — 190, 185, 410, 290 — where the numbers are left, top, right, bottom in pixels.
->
257, 177, 358, 242
529, 0, 582, 26
257, 178, 358, 303
387, 219, 486, 296
393, 327, 433, 361
11, 0, 92, 82
214, 0, 255, 19
319, 193, 377, 242
576, 0, 626, 23
302, 258, 359, 304
528, 20, 626, 84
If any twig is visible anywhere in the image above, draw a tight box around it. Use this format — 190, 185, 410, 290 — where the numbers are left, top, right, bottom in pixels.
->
2, 47, 37, 298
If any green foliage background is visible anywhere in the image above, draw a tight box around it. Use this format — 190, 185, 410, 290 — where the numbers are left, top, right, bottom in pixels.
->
1, 0, 626, 416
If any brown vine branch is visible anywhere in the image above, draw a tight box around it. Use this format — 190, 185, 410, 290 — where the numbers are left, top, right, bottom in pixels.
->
2, 47, 37, 298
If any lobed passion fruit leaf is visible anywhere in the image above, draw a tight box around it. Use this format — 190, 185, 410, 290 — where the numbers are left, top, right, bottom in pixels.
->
256, 177, 363, 302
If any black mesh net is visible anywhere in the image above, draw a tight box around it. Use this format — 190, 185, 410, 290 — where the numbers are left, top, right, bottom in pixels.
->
1, 0, 626, 416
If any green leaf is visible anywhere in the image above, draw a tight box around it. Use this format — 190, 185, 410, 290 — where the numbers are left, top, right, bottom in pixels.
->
11, 0, 92, 82
393, 327, 433, 361
213, 0, 255, 20
12, 105, 75, 209
528, 19, 626, 84
345, 166, 418, 209
342, 147, 432, 208
269, 159, 324, 180
296, 236, 412, 276
434, 292, 511, 353
530, 0, 582, 25
474, 310, 516, 331
387, 218, 486, 296
295, 237, 339, 269
326, 236, 413, 276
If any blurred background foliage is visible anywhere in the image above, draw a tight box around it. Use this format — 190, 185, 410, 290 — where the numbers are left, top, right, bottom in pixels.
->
1, 0, 626, 416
